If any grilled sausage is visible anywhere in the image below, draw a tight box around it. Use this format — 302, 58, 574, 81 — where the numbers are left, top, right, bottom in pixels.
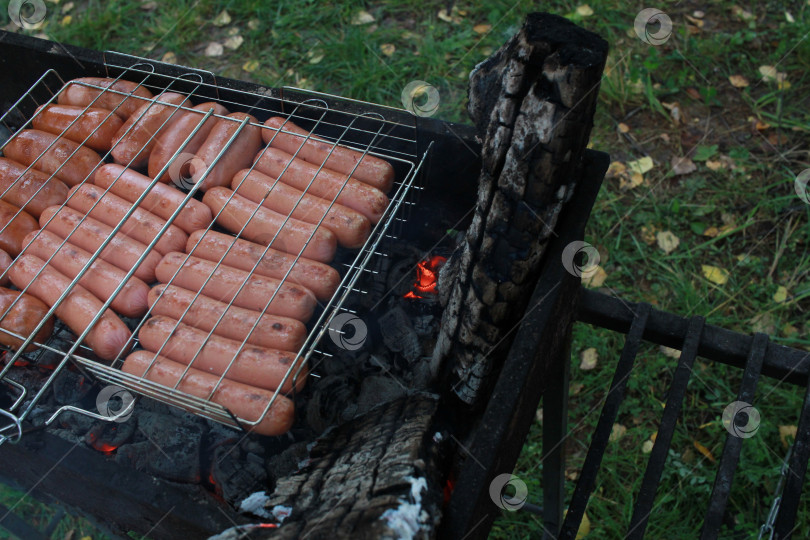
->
0, 249, 10, 286
232, 168, 371, 248
148, 102, 230, 182
262, 116, 394, 192
186, 230, 339, 301
111, 92, 187, 169
3, 129, 102, 187
155, 252, 317, 322
253, 147, 388, 223
57, 77, 154, 119
0, 200, 38, 256
202, 187, 336, 263
122, 350, 295, 436
93, 164, 212, 234
32, 104, 124, 152
9, 254, 131, 361
66, 184, 188, 256
0, 287, 53, 352
0, 158, 69, 218
138, 315, 306, 393
148, 284, 305, 352
22, 230, 149, 318
189, 113, 262, 190
39, 206, 161, 283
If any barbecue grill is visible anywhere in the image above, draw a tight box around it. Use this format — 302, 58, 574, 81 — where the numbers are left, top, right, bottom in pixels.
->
0, 13, 809, 540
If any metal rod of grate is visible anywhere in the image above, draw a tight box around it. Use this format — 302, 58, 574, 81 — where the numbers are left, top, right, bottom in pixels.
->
0, 55, 429, 442
548, 288, 810, 538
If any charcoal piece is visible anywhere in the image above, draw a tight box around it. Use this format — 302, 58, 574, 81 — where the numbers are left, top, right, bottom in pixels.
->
212, 442, 268, 505
378, 306, 420, 361
52, 369, 92, 404
114, 411, 204, 483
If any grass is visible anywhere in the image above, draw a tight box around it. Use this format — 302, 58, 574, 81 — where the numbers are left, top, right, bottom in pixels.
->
2, 0, 809, 538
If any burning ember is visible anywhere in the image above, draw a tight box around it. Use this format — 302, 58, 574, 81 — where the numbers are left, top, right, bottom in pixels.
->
404, 256, 447, 299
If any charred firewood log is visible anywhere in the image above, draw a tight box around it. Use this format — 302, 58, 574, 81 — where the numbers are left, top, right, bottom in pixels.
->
432, 13, 608, 404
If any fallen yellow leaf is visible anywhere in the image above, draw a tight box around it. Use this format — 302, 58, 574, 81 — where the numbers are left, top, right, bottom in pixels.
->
779, 425, 797, 447
212, 9, 231, 26
224, 35, 244, 51
242, 60, 260, 72
728, 74, 749, 88
351, 10, 375, 25
642, 440, 654, 453
606, 161, 626, 178
473, 23, 491, 34
702, 265, 729, 285
773, 285, 788, 304
627, 156, 654, 175
656, 230, 680, 254
576, 4, 594, 16
610, 423, 627, 442
161, 51, 177, 64
640, 225, 657, 245
620, 172, 644, 190
703, 226, 719, 238
705, 160, 724, 171
659, 346, 681, 359
580, 348, 598, 370
693, 440, 716, 463
61, 15, 72, 25
582, 265, 607, 288
618, 122, 630, 133
380, 43, 396, 56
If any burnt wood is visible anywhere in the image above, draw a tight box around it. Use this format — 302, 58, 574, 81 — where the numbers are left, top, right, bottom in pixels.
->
0, 428, 245, 539
210, 395, 444, 539
432, 12, 608, 404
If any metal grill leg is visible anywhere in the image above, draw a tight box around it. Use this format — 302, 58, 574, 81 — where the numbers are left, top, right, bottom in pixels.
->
543, 334, 571, 539
627, 316, 705, 539
700, 332, 769, 539
774, 358, 810, 539
559, 303, 651, 539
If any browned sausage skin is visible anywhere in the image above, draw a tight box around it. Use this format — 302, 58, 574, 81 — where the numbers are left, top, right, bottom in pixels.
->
262, 117, 394, 192
32, 104, 124, 152
57, 77, 154, 120
138, 315, 306, 393
122, 350, 295, 436
148, 102, 230, 182
8, 254, 131, 361
147, 285, 306, 352
3, 129, 103, 187
0, 287, 53, 352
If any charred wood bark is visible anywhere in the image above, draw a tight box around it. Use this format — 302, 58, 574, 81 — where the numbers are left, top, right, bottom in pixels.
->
433, 13, 608, 404
214, 395, 444, 540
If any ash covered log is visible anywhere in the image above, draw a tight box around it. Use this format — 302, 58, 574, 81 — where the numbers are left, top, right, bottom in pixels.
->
212, 395, 445, 539
433, 13, 608, 404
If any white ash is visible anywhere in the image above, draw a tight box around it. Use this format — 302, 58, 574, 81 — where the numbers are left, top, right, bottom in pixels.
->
380, 475, 430, 539
238, 492, 291, 525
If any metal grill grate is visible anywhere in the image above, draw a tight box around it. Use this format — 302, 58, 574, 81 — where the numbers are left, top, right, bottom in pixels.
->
0, 55, 430, 442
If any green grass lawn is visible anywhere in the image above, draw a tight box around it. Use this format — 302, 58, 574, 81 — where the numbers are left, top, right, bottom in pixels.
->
2, 0, 809, 538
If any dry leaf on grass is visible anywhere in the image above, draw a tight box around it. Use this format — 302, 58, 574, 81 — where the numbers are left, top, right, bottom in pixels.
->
161, 51, 177, 64
351, 10, 375, 25
213, 9, 231, 27
380, 43, 396, 56
642, 439, 654, 453
242, 60, 260, 73
729, 74, 750, 88
473, 23, 491, 34
618, 122, 630, 133
582, 266, 607, 288
606, 161, 626, 178
610, 423, 627, 442
576, 5, 594, 16
693, 440, 716, 463
773, 285, 788, 304
656, 231, 680, 254
619, 172, 644, 190
224, 35, 244, 51
702, 265, 729, 285
671, 156, 696, 176
204, 42, 224, 57
780, 425, 797, 447
659, 346, 681, 359
580, 348, 598, 370
627, 156, 654, 175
